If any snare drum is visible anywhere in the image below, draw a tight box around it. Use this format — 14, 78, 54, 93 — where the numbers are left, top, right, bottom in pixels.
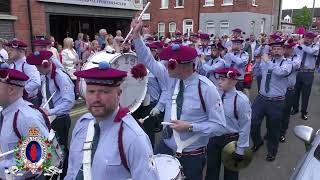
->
154, 154, 183, 180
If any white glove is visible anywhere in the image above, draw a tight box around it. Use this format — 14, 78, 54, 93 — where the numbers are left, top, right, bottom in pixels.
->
150, 107, 160, 116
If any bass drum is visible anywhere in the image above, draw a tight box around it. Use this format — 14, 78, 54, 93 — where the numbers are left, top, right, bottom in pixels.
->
79, 51, 148, 113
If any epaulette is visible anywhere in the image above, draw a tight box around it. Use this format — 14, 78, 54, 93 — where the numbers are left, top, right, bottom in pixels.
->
236, 91, 250, 103
122, 114, 144, 136
198, 75, 214, 87
78, 113, 95, 123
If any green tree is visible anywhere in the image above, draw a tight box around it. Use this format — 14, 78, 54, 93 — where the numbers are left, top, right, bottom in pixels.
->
293, 6, 312, 28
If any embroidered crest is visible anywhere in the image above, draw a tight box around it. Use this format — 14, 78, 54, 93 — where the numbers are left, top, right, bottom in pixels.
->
215, 99, 223, 111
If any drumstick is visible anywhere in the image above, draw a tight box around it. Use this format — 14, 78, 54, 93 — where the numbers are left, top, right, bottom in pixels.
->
139, 115, 150, 124
123, 2, 151, 43
42, 91, 56, 108
0, 150, 16, 158
161, 122, 173, 126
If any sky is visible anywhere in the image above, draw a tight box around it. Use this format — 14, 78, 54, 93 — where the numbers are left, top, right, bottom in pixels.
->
282, 0, 320, 10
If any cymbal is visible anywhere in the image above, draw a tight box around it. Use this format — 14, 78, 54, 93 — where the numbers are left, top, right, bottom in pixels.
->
222, 141, 253, 171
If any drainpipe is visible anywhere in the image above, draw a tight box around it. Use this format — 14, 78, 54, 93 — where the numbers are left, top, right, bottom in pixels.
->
198, 0, 201, 33
27, 0, 34, 51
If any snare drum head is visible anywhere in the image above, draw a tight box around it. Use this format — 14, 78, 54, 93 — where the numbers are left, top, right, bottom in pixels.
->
79, 51, 148, 113
154, 154, 181, 180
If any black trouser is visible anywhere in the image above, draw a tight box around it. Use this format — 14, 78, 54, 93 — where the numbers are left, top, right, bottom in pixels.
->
47, 114, 71, 180
280, 89, 295, 136
132, 102, 163, 147
205, 135, 239, 180
250, 95, 286, 156
293, 72, 314, 114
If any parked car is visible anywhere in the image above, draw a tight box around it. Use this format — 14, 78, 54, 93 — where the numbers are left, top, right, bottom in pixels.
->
290, 125, 320, 180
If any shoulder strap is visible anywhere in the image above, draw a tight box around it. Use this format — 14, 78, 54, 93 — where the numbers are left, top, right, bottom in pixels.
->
50, 63, 60, 91
198, 80, 207, 113
234, 94, 238, 120
28, 104, 51, 131
13, 110, 21, 139
22, 62, 25, 73
118, 121, 130, 173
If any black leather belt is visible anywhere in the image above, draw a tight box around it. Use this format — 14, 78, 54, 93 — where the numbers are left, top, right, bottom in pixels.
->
259, 94, 285, 101
287, 86, 295, 91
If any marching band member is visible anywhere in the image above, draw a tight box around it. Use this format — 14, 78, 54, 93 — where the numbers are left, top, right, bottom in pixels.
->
197, 43, 225, 85
205, 68, 251, 180
223, 38, 249, 91
251, 38, 292, 161
26, 50, 75, 179
65, 62, 159, 180
196, 33, 211, 57
292, 32, 320, 120
224, 28, 243, 49
131, 17, 226, 180
0, 64, 49, 179
279, 39, 301, 142
4, 39, 41, 105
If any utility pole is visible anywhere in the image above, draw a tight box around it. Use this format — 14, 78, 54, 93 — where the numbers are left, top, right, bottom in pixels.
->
310, 0, 316, 30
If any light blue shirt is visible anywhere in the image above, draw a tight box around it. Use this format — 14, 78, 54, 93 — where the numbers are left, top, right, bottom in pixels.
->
133, 37, 227, 152
196, 46, 211, 56
43, 68, 75, 116
254, 45, 270, 57
51, 56, 65, 70
253, 57, 292, 97
0, 98, 49, 179
201, 56, 226, 85
10, 57, 41, 98
219, 88, 251, 155
286, 55, 301, 88
296, 43, 319, 70
224, 51, 249, 80
65, 110, 159, 180
147, 71, 167, 112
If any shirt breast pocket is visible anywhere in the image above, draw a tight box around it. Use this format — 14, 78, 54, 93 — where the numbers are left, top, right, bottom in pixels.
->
184, 100, 202, 115
105, 157, 127, 177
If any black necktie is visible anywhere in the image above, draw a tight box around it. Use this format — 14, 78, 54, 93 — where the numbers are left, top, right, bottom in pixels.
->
221, 92, 226, 103
300, 52, 307, 69
91, 123, 100, 164
45, 76, 54, 109
0, 112, 3, 134
176, 80, 184, 120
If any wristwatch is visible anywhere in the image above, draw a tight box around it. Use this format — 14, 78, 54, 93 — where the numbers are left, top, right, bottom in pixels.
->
188, 125, 193, 132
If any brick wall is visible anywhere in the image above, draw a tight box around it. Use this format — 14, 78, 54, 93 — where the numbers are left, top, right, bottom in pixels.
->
10, 0, 46, 50
144, 0, 200, 37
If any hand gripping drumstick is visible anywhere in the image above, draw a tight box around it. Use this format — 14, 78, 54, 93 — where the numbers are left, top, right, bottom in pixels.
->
123, 2, 151, 43
42, 91, 56, 108
138, 115, 150, 124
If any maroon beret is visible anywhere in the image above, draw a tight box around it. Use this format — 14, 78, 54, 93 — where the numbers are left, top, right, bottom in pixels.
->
0, 63, 29, 86
231, 37, 244, 43
284, 39, 296, 48
269, 38, 284, 46
32, 38, 51, 46
199, 33, 210, 40
213, 68, 241, 79
209, 43, 225, 50
155, 41, 165, 48
26, 50, 53, 65
175, 31, 182, 36
269, 33, 281, 40
159, 43, 197, 63
147, 43, 159, 50
232, 28, 242, 33
304, 32, 317, 38
5, 39, 27, 49
74, 61, 127, 86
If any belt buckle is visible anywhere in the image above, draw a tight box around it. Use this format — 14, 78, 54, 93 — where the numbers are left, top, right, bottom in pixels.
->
174, 152, 182, 158
82, 141, 92, 151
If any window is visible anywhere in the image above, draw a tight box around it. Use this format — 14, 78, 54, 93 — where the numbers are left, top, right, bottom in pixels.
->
0, 0, 10, 14
260, 18, 265, 33
222, 0, 233, 5
206, 21, 215, 35
183, 19, 193, 36
252, 0, 257, 6
204, 0, 214, 6
161, 0, 168, 9
169, 22, 177, 33
284, 15, 291, 23
220, 21, 229, 36
176, 0, 184, 7
158, 23, 165, 37
250, 21, 255, 34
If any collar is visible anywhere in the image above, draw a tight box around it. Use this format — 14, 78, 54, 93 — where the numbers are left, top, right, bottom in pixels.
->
13, 56, 26, 65
182, 72, 198, 87
2, 97, 24, 117
272, 56, 285, 62
219, 87, 237, 98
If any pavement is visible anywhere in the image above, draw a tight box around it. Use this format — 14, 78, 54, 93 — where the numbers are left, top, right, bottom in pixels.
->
68, 73, 320, 180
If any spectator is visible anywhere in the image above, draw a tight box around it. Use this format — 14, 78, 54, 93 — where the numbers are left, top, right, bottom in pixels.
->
114, 30, 124, 53
90, 40, 100, 53
48, 36, 60, 62
0, 38, 8, 62
74, 33, 83, 58
61, 37, 80, 80
80, 34, 91, 62
57, 44, 63, 63
105, 35, 115, 52
97, 28, 107, 49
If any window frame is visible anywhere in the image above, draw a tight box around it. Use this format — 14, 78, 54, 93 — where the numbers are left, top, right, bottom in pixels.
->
252, 0, 258, 6
183, 19, 193, 36
158, 22, 165, 37
204, 0, 214, 7
222, 0, 233, 6
220, 21, 230, 36
206, 21, 215, 35
160, 0, 169, 9
169, 22, 177, 33
175, 0, 184, 8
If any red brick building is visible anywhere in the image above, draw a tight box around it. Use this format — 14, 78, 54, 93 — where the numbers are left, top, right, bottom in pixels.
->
144, 0, 282, 38
0, 0, 142, 48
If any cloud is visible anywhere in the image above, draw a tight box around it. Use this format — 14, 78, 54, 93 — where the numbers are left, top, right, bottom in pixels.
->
282, 0, 320, 9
